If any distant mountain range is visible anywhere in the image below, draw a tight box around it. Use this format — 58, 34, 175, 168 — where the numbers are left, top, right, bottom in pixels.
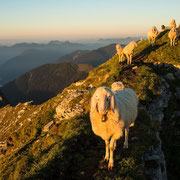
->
57, 44, 120, 66
0, 41, 101, 85
0, 37, 139, 86
0, 49, 64, 85
0, 40, 111, 65
97, 36, 145, 44
0, 44, 117, 105
0, 43, 118, 86
1, 62, 94, 105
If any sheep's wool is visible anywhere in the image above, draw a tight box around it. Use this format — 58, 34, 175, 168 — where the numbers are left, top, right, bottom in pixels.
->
90, 87, 138, 141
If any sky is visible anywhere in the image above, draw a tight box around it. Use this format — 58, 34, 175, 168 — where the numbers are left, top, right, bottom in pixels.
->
0, 0, 179, 42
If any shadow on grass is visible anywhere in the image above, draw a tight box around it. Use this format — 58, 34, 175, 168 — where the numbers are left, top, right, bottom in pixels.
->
133, 42, 167, 62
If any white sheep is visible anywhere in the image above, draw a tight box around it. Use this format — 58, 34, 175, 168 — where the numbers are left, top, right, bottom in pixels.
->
168, 27, 178, 46
116, 44, 124, 63
122, 41, 137, 65
147, 26, 159, 43
90, 82, 138, 169
169, 19, 176, 29
111, 81, 125, 91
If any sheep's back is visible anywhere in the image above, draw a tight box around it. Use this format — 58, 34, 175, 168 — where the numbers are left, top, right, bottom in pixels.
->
123, 44, 134, 55
115, 89, 138, 127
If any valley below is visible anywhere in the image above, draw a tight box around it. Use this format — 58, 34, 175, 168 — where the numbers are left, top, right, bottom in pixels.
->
0, 28, 180, 180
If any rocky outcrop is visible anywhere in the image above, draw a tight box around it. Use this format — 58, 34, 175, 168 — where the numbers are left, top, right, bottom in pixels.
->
144, 78, 169, 180
54, 89, 89, 123
143, 62, 180, 180
43, 121, 54, 132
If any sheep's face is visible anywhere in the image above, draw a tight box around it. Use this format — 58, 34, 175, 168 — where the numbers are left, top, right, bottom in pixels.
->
91, 87, 115, 121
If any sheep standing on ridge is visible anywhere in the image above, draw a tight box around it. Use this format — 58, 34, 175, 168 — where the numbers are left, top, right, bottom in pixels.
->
122, 41, 137, 65
169, 19, 176, 29
116, 44, 124, 63
147, 26, 159, 43
90, 82, 138, 169
168, 27, 178, 46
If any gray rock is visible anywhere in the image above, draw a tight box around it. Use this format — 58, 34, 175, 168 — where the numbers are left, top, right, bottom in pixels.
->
43, 121, 54, 132
164, 73, 175, 80
145, 77, 169, 180
164, 63, 170, 68
18, 109, 25, 115
54, 90, 86, 121
176, 88, 180, 100
24, 101, 33, 106
174, 111, 180, 117
174, 70, 180, 80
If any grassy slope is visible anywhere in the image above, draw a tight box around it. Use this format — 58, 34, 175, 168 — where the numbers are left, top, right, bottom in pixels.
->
0, 29, 180, 180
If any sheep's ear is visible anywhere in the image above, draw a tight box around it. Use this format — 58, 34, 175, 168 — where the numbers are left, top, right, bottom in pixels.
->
110, 95, 115, 113
91, 94, 97, 113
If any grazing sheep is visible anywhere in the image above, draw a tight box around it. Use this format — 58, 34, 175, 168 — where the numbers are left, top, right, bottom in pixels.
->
116, 44, 124, 62
123, 41, 137, 65
147, 26, 159, 43
90, 83, 138, 169
168, 27, 178, 46
169, 19, 176, 29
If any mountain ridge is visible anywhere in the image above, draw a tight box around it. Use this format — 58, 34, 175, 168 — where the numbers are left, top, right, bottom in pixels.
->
1, 62, 94, 105
0, 28, 180, 179
57, 43, 118, 66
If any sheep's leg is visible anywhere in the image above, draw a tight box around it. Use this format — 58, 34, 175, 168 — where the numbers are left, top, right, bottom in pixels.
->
123, 127, 129, 149
170, 39, 172, 46
104, 140, 109, 162
173, 38, 175, 46
119, 54, 121, 62
117, 53, 120, 62
126, 54, 129, 64
128, 55, 130, 65
130, 54, 132, 65
108, 137, 116, 169
120, 54, 123, 63
120, 53, 124, 63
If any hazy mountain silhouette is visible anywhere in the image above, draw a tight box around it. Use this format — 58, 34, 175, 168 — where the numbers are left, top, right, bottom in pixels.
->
0, 49, 64, 85
57, 44, 120, 66
97, 36, 144, 44
0, 41, 115, 85
1, 62, 94, 105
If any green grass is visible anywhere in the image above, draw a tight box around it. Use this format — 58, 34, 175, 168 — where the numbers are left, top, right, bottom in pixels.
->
0, 28, 180, 179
